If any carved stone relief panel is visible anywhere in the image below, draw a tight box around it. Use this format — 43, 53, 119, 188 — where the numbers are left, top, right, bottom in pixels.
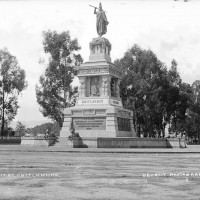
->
90, 76, 100, 97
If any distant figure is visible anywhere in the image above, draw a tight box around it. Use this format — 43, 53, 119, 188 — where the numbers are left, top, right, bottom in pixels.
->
170, 132, 177, 138
182, 132, 187, 148
177, 132, 182, 139
94, 3, 109, 37
91, 84, 97, 96
70, 128, 75, 136
154, 129, 159, 138
178, 132, 187, 148
66, 91, 70, 106
111, 80, 115, 97
164, 133, 170, 139
37, 133, 45, 138
45, 129, 49, 139
70, 128, 80, 138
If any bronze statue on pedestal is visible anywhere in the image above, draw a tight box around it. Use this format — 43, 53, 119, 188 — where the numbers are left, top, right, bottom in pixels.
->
90, 3, 109, 37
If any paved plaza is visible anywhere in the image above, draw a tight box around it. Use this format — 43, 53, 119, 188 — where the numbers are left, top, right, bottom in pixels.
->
0, 149, 200, 200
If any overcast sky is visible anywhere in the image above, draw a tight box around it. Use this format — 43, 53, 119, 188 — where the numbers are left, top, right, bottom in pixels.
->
0, 0, 200, 122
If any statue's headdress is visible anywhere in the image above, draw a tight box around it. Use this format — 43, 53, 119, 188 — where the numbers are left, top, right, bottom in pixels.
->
99, 2, 102, 11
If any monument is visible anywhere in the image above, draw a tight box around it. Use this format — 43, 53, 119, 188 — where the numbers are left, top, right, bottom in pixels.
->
55, 3, 181, 149
57, 2, 136, 148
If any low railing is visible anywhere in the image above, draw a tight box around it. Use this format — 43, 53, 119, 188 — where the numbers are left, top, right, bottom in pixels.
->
0, 136, 21, 144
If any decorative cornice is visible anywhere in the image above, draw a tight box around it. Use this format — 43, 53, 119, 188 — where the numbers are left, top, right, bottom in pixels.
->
89, 37, 111, 51
77, 65, 124, 79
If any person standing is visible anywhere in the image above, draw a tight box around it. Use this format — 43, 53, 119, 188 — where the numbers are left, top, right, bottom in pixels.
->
182, 131, 187, 148
45, 129, 49, 139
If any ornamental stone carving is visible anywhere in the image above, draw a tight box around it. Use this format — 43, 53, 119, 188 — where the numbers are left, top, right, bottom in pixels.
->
101, 75, 111, 97
89, 37, 111, 55
116, 79, 121, 98
78, 68, 109, 76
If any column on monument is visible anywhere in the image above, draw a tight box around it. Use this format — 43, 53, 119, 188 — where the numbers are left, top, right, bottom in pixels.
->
95, 45, 98, 53
99, 44, 103, 53
107, 76, 111, 97
90, 45, 95, 55
78, 77, 86, 97
99, 77, 102, 95
105, 46, 108, 55
85, 77, 90, 97
110, 78, 117, 97
101, 76, 106, 97
116, 79, 121, 99
101, 75, 111, 97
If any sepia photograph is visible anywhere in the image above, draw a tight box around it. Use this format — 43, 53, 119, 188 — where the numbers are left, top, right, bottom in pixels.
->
0, 0, 200, 199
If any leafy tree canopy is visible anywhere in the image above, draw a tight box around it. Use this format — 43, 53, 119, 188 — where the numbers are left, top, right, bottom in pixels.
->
15, 121, 26, 137
115, 44, 193, 138
0, 48, 28, 126
36, 30, 83, 127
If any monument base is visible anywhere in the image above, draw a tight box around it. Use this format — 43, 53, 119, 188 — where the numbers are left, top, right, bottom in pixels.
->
59, 104, 136, 140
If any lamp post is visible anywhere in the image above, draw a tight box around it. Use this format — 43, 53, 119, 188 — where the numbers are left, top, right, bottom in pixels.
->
0, 75, 5, 136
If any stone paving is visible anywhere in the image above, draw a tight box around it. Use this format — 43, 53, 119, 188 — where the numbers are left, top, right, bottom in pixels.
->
0, 149, 200, 199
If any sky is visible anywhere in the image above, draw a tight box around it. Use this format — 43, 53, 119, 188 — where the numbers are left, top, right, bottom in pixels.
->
0, 0, 200, 123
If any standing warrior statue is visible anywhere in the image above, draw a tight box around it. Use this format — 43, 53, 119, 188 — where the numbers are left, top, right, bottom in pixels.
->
91, 3, 109, 37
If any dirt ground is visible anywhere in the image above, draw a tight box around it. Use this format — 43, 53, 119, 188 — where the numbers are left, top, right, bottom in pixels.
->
0, 151, 200, 200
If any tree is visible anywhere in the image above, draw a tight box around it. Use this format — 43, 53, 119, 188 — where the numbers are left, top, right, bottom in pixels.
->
192, 80, 200, 103
15, 121, 26, 137
184, 80, 200, 141
50, 121, 62, 136
115, 44, 169, 137
115, 45, 192, 138
165, 61, 193, 135
36, 30, 83, 127
0, 48, 27, 135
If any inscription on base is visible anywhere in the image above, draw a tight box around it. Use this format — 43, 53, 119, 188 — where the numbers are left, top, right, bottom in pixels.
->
117, 117, 131, 131
73, 117, 106, 130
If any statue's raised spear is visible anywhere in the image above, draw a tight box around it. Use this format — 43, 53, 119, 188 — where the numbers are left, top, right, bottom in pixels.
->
89, 4, 107, 13
89, 5, 97, 9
